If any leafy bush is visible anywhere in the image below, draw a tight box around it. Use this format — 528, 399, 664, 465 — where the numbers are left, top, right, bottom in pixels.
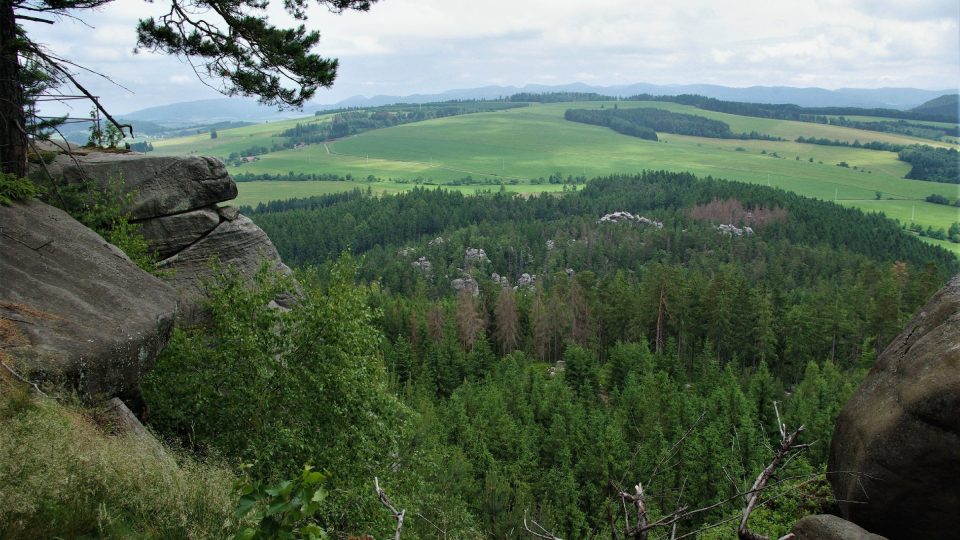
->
0, 374, 237, 539
0, 173, 44, 205
142, 259, 411, 530
234, 465, 329, 540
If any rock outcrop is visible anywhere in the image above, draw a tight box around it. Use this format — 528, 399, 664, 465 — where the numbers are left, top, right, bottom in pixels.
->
0, 200, 177, 397
157, 213, 292, 313
38, 152, 294, 322
44, 153, 237, 220
828, 274, 960, 538
791, 515, 887, 540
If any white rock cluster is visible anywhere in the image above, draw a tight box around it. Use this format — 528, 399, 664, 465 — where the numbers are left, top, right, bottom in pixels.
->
465, 247, 489, 263
451, 276, 480, 296
716, 224, 755, 236
597, 211, 663, 229
411, 257, 431, 272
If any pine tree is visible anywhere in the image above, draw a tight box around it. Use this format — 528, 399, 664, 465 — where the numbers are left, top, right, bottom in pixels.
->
3, 0, 378, 176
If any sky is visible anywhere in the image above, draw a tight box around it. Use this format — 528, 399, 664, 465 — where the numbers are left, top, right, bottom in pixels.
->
20, 0, 960, 116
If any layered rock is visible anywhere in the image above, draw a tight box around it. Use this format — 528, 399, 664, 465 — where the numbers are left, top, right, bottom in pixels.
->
44, 153, 237, 220
38, 152, 294, 321
0, 200, 177, 397
828, 274, 960, 538
138, 206, 221, 259
157, 214, 293, 320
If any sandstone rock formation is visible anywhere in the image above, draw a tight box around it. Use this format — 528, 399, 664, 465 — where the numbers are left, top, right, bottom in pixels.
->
37, 152, 294, 322
157, 214, 293, 319
138, 206, 221, 259
791, 515, 887, 540
828, 274, 960, 538
44, 153, 237, 220
0, 200, 177, 397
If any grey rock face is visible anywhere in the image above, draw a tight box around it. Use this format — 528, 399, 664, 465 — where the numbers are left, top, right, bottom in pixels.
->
828, 274, 960, 539
38, 151, 294, 322
157, 215, 294, 320
137, 206, 220, 259
0, 200, 177, 397
45, 153, 237, 220
791, 515, 887, 540
451, 277, 479, 296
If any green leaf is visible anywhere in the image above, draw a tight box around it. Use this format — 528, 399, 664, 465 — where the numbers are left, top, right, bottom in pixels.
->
235, 494, 259, 518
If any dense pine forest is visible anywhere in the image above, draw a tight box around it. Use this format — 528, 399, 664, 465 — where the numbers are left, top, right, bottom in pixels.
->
143, 172, 956, 539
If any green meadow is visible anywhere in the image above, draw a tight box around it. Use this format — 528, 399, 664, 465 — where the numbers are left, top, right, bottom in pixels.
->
153, 100, 960, 254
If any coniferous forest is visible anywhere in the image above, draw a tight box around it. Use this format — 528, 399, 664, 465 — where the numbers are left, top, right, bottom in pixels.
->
141, 172, 957, 539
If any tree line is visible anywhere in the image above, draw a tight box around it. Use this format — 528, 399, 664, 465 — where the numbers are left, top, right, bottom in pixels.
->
564, 108, 781, 141
898, 146, 960, 184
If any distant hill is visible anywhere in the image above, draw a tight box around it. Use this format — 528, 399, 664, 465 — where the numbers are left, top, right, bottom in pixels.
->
910, 94, 959, 123
109, 84, 953, 129
119, 98, 303, 126
329, 83, 952, 110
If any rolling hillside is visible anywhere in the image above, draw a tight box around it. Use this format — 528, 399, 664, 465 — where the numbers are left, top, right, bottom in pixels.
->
153, 99, 960, 255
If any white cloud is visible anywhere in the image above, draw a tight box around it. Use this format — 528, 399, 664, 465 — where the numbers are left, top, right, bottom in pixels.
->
710, 49, 735, 65
20, 0, 959, 114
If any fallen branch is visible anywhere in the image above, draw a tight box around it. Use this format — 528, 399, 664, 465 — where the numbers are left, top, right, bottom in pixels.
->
523, 511, 563, 540
737, 402, 806, 540
375, 477, 405, 540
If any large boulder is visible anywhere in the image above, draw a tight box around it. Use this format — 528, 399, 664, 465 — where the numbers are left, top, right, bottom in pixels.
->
138, 205, 221, 259
0, 200, 177, 397
791, 515, 887, 540
828, 274, 960, 538
44, 153, 237, 220
36, 151, 295, 322
156, 214, 296, 322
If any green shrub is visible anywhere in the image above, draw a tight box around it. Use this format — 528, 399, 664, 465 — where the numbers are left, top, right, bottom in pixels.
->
234, 466, 329, 540
0, 375, 238, 539
0, 173, 44, 205
142, 258, 410, 531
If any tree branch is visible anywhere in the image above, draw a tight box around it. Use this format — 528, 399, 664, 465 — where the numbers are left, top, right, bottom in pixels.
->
375, 477, 405, 540
737, 405, 805, 540
523, 511, 563, 540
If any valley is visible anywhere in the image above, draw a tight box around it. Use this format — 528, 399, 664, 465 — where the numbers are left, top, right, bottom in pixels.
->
152, 98, 960, 254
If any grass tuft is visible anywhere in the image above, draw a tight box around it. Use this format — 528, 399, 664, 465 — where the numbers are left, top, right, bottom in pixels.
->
0, 373, 239, 539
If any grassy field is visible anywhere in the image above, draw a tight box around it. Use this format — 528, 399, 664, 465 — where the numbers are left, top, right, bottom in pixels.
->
231, 179, 568, 207
155, 100, 960, 255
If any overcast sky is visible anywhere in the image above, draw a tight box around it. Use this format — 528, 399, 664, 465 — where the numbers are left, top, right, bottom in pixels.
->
21, 0, 960, 115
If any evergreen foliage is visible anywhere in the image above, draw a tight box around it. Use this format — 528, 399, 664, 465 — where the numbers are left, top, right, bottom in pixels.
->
565, 107, 781, 140
139, 172, 955, 538
898, 146, 960, 183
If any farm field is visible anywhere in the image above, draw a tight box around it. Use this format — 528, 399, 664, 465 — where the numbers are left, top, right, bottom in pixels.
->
155, 100, 960, 255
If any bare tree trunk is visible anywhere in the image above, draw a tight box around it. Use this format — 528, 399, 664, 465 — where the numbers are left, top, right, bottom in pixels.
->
655, 287, 666, 354
0, 1, 27, 178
